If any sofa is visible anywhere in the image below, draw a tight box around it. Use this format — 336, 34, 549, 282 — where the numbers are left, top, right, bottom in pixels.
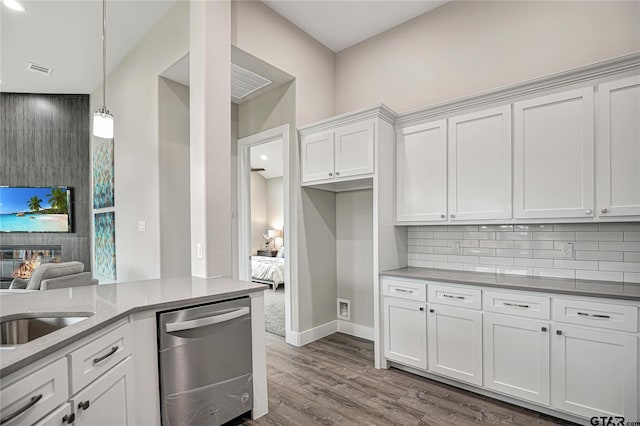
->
9, 261, 98, 290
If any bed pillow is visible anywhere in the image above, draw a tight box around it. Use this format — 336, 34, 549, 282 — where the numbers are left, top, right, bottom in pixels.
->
276, 247, 285, 258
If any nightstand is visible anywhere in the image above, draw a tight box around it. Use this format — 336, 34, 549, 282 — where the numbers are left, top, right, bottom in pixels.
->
257, 250, 278, 257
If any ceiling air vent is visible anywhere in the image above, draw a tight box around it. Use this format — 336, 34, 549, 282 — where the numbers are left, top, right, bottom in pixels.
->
231, 63, 272, 100
26, 62, 53, 76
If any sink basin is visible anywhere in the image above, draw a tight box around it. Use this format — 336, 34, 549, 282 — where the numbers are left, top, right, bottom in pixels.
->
0, 313, 94, 345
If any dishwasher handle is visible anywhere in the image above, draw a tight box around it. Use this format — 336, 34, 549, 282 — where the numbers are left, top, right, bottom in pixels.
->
165, 307, 250, 332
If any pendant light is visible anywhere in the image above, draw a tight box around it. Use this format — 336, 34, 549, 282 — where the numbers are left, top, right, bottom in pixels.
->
93, 0, 114, 139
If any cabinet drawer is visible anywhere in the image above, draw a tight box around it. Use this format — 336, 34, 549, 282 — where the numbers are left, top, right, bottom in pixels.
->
552, 299, 638, 333
428, 283, 481, 310
69, 321, 131, 394
382, 278, 426, 302
483, 291, 550, 320
34, 402, 73, 426
0, 358, 68, 426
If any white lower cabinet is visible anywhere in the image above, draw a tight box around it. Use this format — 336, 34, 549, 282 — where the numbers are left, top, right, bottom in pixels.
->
381, 279, 640, 423
483, 313, 549, 405
551, 324, 638, 419
72, 357, 134, 426
427, 304, 483, 386
383, 298, 427, 370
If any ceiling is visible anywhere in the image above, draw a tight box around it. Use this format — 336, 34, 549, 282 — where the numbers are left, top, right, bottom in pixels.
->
262, 0, 449, 52
251, 139, 283, 179
0, 0, 176, 94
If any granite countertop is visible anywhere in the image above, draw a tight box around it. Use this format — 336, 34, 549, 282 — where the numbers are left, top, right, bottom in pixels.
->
382, 267, 640, 302
0, 276, 267, 378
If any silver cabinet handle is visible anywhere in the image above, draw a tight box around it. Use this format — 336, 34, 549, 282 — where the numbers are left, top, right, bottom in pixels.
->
0, 394, 43, 425
504, 302, 530, 309
601, 208, 608, 214
443, 294, 465, 300
394, 288, 413, 293
577, 312, 610, 319
165, 307, 250, 332
585, 209, 592, 215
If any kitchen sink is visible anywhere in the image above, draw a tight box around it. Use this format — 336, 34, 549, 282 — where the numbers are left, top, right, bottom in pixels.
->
0, 313, 94, 345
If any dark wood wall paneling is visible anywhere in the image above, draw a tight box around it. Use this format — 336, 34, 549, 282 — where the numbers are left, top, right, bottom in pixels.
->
0, 93, 91, 271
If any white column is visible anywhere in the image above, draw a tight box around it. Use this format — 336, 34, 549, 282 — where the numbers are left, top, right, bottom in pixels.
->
189, 0, 232, 277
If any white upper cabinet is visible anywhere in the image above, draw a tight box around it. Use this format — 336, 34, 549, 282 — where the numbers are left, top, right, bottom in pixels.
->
514, 88, 595, 219
448, 106, 512, 221
334, 121, 374, 178
597, 76, 640, 218
396, 120, 447, 222
301, 131, 335, 183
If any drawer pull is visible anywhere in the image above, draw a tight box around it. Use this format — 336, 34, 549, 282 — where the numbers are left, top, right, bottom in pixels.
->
78, 400, 90, 411
93, 346, 118, 365
541, 327, 547, 332
63, 413, 76, 424
0, 394, 43, 425
394, 288, 413, 294
429, 309, 435, 313
556, 330, 562, 335
419, 307, 424, 311
577, 312, 611, 319
504, 302, 530, 309
443, 294, 465, 300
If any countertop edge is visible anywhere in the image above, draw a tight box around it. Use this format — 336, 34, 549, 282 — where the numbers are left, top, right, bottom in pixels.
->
0, 286, 266, 379
380, 268, 640, 302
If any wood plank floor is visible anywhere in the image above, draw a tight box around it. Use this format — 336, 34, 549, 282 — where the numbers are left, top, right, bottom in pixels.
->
231, 332, 573, 426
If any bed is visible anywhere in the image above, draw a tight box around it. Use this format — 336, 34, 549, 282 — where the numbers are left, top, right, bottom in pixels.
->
251, 255, 285, 291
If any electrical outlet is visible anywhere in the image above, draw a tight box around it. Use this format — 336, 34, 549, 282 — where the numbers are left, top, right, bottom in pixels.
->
137, 221, 146, 232
196, 243, 204, 259
337, 298, 351, 321
453, 241, 461, 254
560, 242, 573, 258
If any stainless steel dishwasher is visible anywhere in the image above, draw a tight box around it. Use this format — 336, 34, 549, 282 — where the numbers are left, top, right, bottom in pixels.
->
157, 297, 253, 426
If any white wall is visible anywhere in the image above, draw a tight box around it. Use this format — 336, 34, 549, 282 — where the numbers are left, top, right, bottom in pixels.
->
234, 0, 338, 333
250, 172, 268, 255
90, 2, 189, 282
158, 77, 191, 278
337, 190, 374, 329
266, 176, 283, 233
335, 0, 640, 113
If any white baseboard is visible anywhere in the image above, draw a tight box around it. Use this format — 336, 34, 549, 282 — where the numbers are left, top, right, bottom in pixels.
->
286, 320, 337, 347
337, 320, 374, 341
286, 320, 374, 347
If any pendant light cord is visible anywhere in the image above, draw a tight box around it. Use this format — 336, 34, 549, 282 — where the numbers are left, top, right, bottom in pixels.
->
102, 0, 107, 110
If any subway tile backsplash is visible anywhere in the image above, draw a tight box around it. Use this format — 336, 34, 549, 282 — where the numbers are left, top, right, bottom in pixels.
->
407, 223, 640, 283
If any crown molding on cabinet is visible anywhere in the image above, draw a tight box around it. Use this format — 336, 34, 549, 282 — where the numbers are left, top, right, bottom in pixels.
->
396, 52, 640, 127
298, 103, 397, 136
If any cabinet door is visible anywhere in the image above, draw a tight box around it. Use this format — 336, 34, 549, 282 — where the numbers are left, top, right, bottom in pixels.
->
449, 106, 512, 220
598, 76, 640, 217
34, 403, 73, 426
383, 298, 427, 370
514, 88, 594, 219
72, 358, 134, 426
428, 305, 482, 386
334, 121, 374, 178
551, 325, 637, 419
396, 120, 448, 222
301, 131, 334, 183
484, 313, 549, 405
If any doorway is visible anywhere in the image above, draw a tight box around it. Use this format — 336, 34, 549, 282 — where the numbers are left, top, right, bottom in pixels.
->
238, 125, 292, 340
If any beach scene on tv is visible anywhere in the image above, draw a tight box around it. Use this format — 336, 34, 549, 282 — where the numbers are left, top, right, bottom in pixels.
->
0, 187, 72, 232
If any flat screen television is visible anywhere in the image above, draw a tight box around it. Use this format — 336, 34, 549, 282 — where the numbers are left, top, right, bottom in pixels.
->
0, 186, 73, 233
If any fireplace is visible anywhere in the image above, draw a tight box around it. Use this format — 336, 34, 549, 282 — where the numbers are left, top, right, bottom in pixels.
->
0, 245, 62, 288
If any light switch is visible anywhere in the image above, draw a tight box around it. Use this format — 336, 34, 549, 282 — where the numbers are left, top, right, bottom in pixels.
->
197, 243, 204, 259
137, 221, 146, 232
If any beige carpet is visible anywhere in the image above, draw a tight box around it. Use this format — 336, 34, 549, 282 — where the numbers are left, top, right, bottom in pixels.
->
263, 287, 285, 337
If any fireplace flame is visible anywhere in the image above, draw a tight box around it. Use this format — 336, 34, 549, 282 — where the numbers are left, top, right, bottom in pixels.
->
12, 256, 42, 279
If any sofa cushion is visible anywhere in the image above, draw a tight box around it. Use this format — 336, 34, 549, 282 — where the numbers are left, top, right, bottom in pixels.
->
26, 261, 85, 290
